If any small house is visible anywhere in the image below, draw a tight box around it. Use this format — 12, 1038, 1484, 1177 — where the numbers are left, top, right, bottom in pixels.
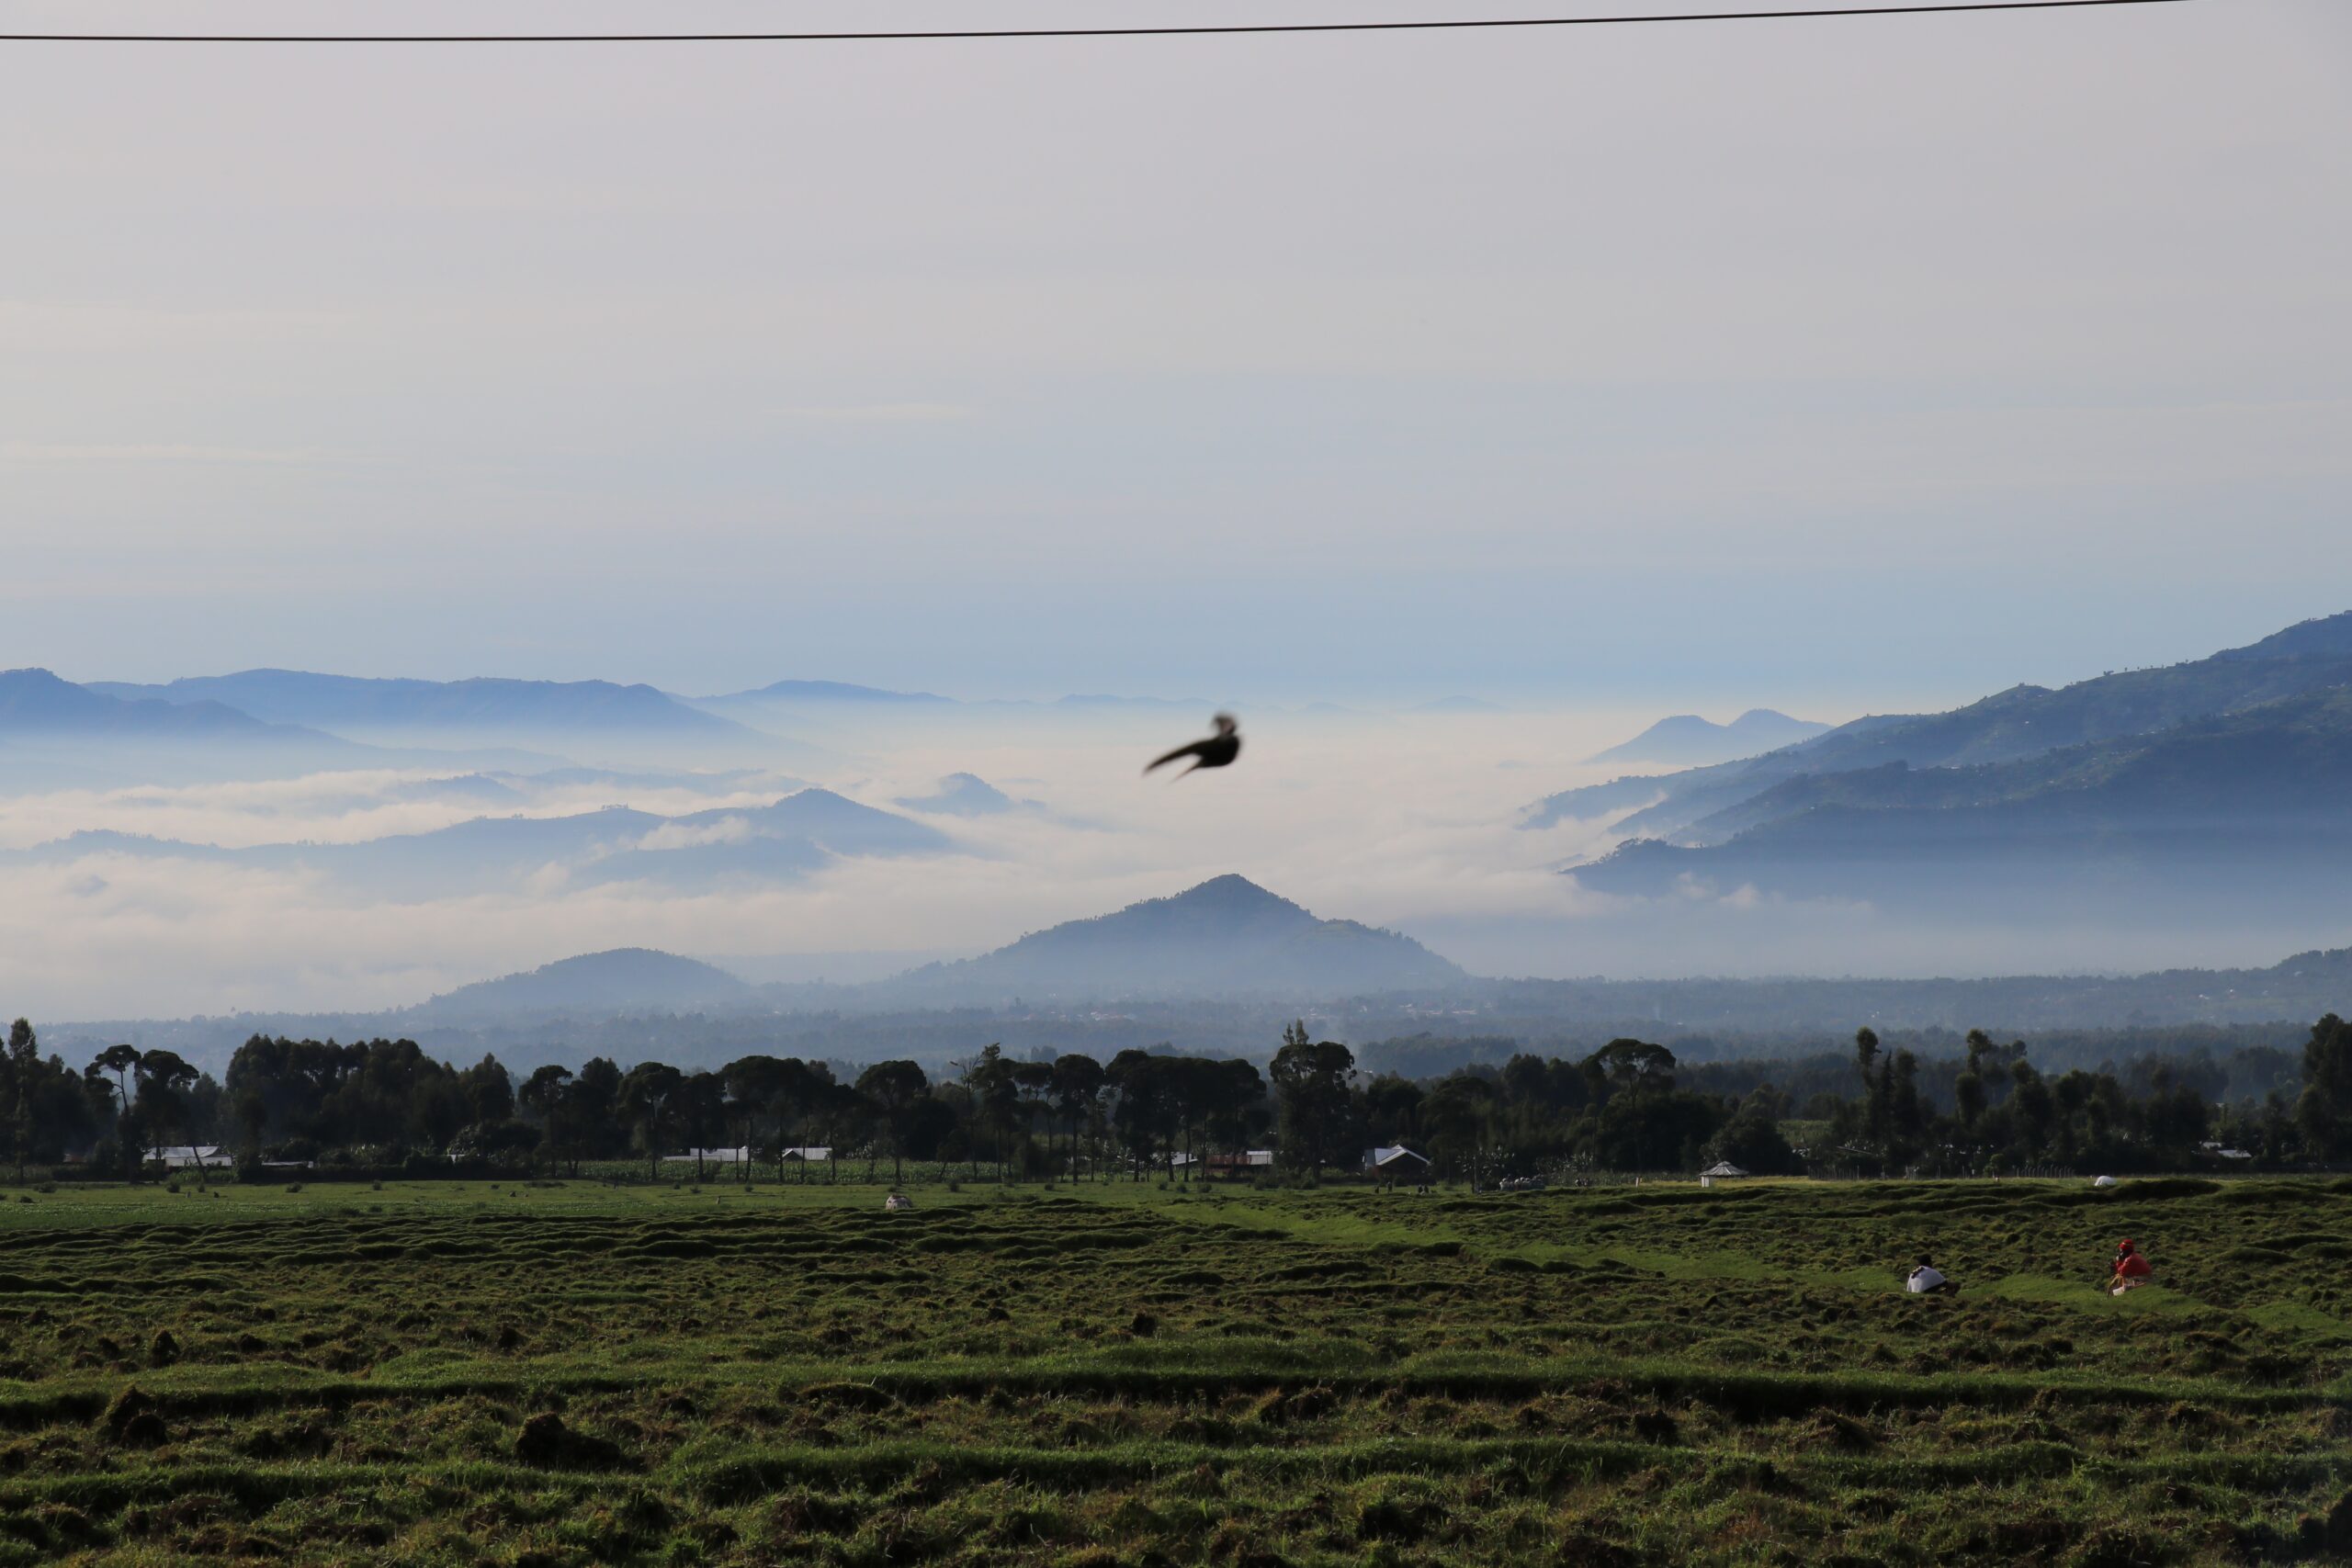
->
1363, 1145, 1430, 1177
778, 1145, 832, 1163
149, 1145, 227, 1171
1170, 1150, 1274, 1172
1698, 1161, 1749, 1188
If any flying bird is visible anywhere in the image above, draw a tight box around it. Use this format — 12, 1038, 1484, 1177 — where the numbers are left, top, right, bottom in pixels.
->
1146, 713, 1241, 777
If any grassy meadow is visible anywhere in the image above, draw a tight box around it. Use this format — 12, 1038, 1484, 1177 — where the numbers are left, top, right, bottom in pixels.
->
1, 1174, 2349, 1565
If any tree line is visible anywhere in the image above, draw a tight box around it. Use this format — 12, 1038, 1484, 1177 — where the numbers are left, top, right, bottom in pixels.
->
7, 1012, 2352, 1182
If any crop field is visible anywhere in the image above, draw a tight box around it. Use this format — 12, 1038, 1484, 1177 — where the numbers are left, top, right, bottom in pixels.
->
2, 1177, 2350, 1566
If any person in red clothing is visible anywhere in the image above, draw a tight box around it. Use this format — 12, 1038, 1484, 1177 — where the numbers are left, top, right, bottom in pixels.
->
2110, 1237, 2153, 1294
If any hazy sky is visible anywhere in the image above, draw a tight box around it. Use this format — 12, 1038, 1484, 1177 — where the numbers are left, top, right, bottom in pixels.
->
5, 0, 2350, 706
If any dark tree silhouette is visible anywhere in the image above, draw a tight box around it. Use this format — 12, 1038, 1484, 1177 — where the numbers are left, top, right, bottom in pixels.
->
1271, 1024, 1354, 1176
857, 1060, 929, 1185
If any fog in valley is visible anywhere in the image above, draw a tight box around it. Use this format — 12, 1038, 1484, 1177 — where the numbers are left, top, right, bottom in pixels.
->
6, 657, 2350, 1030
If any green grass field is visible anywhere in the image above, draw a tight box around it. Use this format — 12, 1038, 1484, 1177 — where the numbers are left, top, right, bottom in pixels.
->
2, 1175, 2348, 1565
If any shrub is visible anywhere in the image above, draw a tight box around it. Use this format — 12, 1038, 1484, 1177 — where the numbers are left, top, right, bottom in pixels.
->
514, 1412, 631, 1471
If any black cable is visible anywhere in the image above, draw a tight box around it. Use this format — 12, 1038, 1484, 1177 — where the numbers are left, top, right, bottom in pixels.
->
0, 0, 2195, 45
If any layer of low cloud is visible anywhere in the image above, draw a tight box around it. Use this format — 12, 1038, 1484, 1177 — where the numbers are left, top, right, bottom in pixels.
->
6, 702, 2341, 1023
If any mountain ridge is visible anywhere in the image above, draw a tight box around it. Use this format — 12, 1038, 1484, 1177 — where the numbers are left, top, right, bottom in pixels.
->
88, 669, 753, 739
421, 948, 752, 1019
1561, 622, 2352, 913
1587, 708, 1830, 767
1526, 609, 2352, 838
1, 668, 343, 743
888, 874, 1467, 1003
6, 787, 953, 897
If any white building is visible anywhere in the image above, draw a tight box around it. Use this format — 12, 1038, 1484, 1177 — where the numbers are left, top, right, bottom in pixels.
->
149, 1145, 227, 1170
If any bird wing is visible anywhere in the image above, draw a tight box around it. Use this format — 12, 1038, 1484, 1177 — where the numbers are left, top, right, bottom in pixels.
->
1145, 739, 1206, 773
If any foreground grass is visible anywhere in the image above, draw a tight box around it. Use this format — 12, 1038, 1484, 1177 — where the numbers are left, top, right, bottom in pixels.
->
1, 1177, 2348, 1564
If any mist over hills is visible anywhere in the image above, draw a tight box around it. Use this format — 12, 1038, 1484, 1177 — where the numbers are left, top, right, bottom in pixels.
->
6, 787, 953, 897
0, 669, 676, 785
422, 948, 752, 1020
89, 670, 751, 739
1531, 611, 2352, 915
3, 668, 326, 741
893, 773, 1041, 818
1530, 611, 2352, 837
889, 874, 1468, 1003
1587, 709, 1829, 767
0, 667, 399, 787
14, 615, 2352, 1029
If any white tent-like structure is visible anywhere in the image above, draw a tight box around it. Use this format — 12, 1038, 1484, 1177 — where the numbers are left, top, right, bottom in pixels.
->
149, 1145, 227, 1171
1698, 1161, 1749, 1187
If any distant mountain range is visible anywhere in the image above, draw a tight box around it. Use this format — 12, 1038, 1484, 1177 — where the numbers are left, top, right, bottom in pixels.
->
1535, 611, 2352, 913
89, 670, 756, 743
890, 874, 1467, 1002
0, 667, 404, 787
694, 682, 1218, 726
0, 668, 775, 785
1587, 709, 1830, 767
2, 668, 327, 740
28, 666, 1238, 762
9, 787, 953, 898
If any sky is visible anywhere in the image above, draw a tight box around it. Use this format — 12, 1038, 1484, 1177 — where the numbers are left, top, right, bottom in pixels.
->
4, 0, 2352, 1020
2, 0, 2347, 708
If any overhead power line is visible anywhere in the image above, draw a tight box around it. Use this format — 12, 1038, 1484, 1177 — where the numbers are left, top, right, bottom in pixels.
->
0, 0, 2194, 45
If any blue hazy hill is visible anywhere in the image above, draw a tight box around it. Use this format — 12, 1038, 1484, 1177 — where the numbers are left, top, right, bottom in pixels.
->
89, 669, 752, 739
892, 773, 1045, 817
1527, 610, 2352, 837
1586, 709, 1830, 768
1567, 649, 2352, 918
420, 948, 752, 1019
891, 874, 1465, 1002
1, 667, 334, 741
9, 788, 950, 899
